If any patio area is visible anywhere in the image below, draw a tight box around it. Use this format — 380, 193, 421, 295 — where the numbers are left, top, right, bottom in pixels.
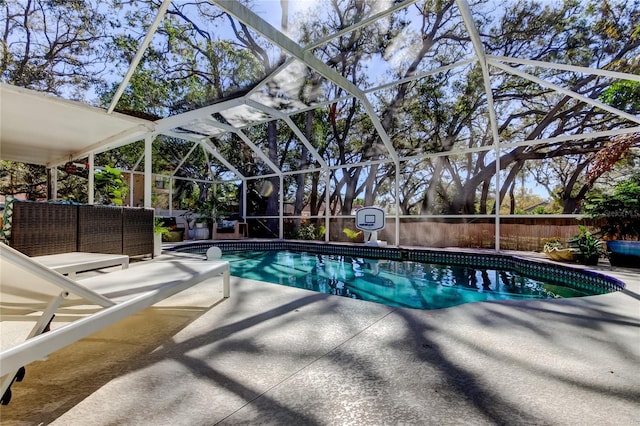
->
0, 251, 638, 425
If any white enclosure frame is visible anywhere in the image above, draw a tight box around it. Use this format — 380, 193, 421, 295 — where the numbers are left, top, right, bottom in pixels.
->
2, 0, 638, 249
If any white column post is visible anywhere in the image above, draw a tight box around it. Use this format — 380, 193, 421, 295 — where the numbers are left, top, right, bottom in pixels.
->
144, 135, 153, 208
129, 172, 134, 206
279, 175, 284, 239
169, 177, 173, 215
395, 162, 400, 246
242, 179, 247, 219
49, 167, 58, 200
325, 169, 330, 242
88, 153, 95, 205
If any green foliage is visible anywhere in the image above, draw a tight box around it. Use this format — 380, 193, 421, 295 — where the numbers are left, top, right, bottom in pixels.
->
599, 81, 640, 114
541, 237, 563, 251
296, 223, 321, 240
531, 206, 548, 214
0, 161, 47, 200
583, 174, 640, 240
154, 217, 170, 236
96, 141, 145, 171
95, 165, 127, 205
318, 225, 326, 239
569, 225, 606, 264
343, 228, 362, 241
1, 0, 110, 93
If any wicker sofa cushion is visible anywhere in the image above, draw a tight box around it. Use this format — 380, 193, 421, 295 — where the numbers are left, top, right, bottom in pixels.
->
5, 201, 153, 258
8, 200, 79, 256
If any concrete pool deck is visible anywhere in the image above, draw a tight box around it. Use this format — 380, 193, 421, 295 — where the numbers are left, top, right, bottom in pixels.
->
1, 250, 638, 425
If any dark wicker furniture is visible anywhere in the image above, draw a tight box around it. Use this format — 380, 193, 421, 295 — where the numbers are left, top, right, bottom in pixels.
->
6, 201, 153, 257
9, 202, 77, 257
122, 207, 154, 256
78, 205, 124, 254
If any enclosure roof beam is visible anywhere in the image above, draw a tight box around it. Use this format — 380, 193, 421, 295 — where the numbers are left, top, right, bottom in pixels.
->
489, 59, 640, 125
107, 0, 171, 114
204, 119, 282, 176
395, 125, 640, 163
244, 172, 281, 181
161, 130, 247, 180
488, 55, 640, 82
244, 0, 418, 100
229, 93, 353, 132
132, 151, 144, 173
362, 58, 476, 95
169, 140, 200, 179
212, 0, 399, 165
281, 116, 327, 169
500, 126, 640, 150
303, 0, 420, 51
154, 97, 246, 133
457, 0, 505, 251
456, 0, 502, 149
199, 140, 247, 181
233, 130, 282, 177
245, 99, 328, 169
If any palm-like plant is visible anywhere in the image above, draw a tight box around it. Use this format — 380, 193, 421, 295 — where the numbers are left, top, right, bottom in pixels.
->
583, 174, 640, 241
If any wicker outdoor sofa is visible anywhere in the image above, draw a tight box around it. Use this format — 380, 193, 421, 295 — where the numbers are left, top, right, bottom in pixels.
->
0, 200, 154, 257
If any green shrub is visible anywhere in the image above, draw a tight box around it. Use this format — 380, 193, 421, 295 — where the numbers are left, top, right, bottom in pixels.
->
583, 174, 640, 240
296, 223, 318, 240
343, 228, 362, 241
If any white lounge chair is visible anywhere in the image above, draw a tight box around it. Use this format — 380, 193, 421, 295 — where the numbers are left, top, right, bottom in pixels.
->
33, 252, 130, 278
0, 243, 230, 404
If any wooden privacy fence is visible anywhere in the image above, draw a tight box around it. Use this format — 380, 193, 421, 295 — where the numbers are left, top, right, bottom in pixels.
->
328, 217, 604, 252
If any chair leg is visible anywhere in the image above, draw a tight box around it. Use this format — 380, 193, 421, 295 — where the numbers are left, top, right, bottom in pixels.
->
0, 367, 25, 405
0, 293, 63, 405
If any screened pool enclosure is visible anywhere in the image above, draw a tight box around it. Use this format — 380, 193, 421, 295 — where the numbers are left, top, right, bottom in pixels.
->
1, 0, 638, 249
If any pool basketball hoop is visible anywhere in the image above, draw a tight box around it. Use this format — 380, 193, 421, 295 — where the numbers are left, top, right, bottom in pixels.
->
355, 207, 386, 246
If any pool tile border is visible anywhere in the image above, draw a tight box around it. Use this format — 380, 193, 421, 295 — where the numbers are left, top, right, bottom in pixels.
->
167, 241, 625, 294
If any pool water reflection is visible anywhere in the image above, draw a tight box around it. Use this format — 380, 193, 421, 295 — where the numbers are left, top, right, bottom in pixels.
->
223, 250, 597, 310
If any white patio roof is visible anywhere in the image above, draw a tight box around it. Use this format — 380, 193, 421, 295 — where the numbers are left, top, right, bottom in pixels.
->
0, 84, 154, 167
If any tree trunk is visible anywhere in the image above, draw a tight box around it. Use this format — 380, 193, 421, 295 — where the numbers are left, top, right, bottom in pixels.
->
266, 121, 279, 235
420, 158, 445, 214
341, 167, 361, 215
293, 111, 313, 226
363, 163, 378, 206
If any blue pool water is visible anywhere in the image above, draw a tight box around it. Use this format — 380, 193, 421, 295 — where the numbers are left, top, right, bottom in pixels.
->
216, 250, 600, 310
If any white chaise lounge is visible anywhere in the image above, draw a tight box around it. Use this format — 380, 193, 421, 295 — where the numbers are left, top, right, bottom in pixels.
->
0, 243, 230, 404
33, 252, 130, 278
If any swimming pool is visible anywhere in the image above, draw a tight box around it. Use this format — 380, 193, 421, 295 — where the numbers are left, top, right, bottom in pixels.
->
170, 242, 623, 310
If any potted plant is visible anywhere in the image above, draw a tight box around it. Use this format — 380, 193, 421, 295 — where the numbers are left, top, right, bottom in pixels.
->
583, 173, 640, 267
568, 225, 606, 266
154, 217, 170, 257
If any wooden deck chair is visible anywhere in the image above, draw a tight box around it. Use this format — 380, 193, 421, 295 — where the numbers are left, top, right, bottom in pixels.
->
0, 243, 230, 404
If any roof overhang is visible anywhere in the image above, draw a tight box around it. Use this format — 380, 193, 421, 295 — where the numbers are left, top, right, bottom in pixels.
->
0, 83, 154, 167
